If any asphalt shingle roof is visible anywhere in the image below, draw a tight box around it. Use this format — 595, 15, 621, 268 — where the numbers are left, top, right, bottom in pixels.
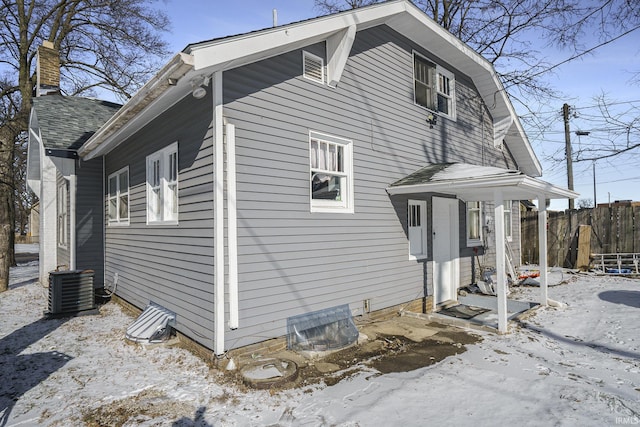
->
389, 163, 454, 187
33, 94, 121, 150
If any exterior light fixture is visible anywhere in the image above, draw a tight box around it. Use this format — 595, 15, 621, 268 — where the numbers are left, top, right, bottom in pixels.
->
191, 75, 210, 99
426, 113, 437, 128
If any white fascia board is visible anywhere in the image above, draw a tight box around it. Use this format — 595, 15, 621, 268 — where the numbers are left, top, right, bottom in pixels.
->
79, 53, 195, 160
189, 1, 407, 72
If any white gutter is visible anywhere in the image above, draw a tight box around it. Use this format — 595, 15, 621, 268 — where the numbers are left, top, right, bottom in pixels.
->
79, 52, 195, 160
213, 70, 225, 355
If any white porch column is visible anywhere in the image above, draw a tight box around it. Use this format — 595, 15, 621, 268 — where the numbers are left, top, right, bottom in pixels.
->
494, 192, 508, 333
537, 195, 548, 306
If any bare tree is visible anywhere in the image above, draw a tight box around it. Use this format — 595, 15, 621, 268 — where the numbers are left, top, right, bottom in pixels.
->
577, 198, 594, 209
315, 0, 640, 181
572, 96, 640, 163
313, 0, 640, 110
0, 0, 170, 292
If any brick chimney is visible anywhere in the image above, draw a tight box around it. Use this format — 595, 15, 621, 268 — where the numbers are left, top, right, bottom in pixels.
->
36, 41, 60, 96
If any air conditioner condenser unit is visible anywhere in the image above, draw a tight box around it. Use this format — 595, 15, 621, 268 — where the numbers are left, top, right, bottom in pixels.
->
47, 270, 96, 315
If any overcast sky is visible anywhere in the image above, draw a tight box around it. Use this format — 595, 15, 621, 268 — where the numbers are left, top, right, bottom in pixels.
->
160, 0, 640, 209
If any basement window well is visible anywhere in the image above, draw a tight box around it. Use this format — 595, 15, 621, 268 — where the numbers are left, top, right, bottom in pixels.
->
125, 302, 176, 344
286, 304, 359, 352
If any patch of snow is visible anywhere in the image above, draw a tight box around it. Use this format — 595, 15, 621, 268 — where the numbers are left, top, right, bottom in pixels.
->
15, 243, 39, 254
1, 261, 639, 426
432, 163, 519, 181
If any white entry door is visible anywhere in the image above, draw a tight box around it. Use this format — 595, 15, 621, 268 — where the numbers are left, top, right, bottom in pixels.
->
432, 197, 460, 304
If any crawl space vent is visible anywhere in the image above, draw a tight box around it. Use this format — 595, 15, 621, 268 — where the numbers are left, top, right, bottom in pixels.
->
125, 302, 176, 344
286, 304, 359, 352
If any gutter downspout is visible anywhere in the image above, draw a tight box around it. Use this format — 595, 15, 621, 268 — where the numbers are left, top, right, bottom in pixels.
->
226, 123, 239, 330
213, 70, 225, 355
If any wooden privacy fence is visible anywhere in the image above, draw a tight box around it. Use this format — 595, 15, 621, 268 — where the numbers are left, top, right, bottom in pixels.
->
520, 205, 640, 268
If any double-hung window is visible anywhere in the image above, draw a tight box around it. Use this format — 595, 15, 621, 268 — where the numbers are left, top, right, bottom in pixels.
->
107, 167, 129, 226
408, 200, 427, 259
146, 142, 178, 224
466, 201, 482, 246
309, 131, 353, 213
413, 52, 456, 119
57, 180, 68, 246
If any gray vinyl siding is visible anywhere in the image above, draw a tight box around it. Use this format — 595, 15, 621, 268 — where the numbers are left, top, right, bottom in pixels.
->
104, 93, 215, 350
101, 23, 524, 353
56, 171, 70, 269
221, 25, 513, 349
76, 157, 105, 288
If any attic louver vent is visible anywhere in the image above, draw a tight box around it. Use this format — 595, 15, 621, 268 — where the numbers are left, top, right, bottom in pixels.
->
303, 51, 324, 84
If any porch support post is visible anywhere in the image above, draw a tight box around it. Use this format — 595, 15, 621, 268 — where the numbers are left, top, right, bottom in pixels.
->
537, 194, 548, 306
494, 192, 508, 333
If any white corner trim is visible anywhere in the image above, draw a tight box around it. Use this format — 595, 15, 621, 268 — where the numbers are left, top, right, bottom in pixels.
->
327, 25, 356, 88
69, 173, 77, 270
213, 71, 225, 355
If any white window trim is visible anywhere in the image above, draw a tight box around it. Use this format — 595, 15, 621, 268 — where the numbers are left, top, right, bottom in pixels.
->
57, 180, 68, 248
466, 201, 483, 247
412, 51, 456, 121
302, 51, 325, 85
107, 166, 130, 226
436, 67, 456, 120
408, 199, 428, 260
146, 142, 179, 225
309, 131, 354, 213
504, 200, 513, 242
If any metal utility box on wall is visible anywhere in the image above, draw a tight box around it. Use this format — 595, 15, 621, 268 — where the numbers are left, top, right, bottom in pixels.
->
48, 270, 96, 315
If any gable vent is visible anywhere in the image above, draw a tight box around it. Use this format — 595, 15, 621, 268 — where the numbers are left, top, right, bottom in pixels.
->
303, 51, 324, 84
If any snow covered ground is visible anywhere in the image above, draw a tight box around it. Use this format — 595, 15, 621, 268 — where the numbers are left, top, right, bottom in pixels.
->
1, 245, 639, 426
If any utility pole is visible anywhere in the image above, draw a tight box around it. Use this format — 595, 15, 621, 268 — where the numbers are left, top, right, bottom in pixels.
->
592, 161, 597, 208
563, 103, 574, 210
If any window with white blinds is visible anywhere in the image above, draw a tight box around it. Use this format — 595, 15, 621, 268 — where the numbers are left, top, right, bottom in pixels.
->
309, 131, 353, 213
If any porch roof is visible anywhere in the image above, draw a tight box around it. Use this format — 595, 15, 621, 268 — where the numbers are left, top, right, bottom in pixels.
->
386, 163, 578, 201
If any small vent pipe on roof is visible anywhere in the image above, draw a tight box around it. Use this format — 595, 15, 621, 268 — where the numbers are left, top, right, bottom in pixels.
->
273, 9, 277, 27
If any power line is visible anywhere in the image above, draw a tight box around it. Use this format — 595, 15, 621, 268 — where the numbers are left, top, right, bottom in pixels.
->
597, 175, 640, 184
521, 99, 640, 117
506, 24, 640, 90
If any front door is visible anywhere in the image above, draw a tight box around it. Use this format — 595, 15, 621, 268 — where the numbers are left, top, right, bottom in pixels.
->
432, 197, 460, 305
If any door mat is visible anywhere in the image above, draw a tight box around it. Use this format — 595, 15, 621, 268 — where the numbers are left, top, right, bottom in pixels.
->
438, 304, 490, 319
